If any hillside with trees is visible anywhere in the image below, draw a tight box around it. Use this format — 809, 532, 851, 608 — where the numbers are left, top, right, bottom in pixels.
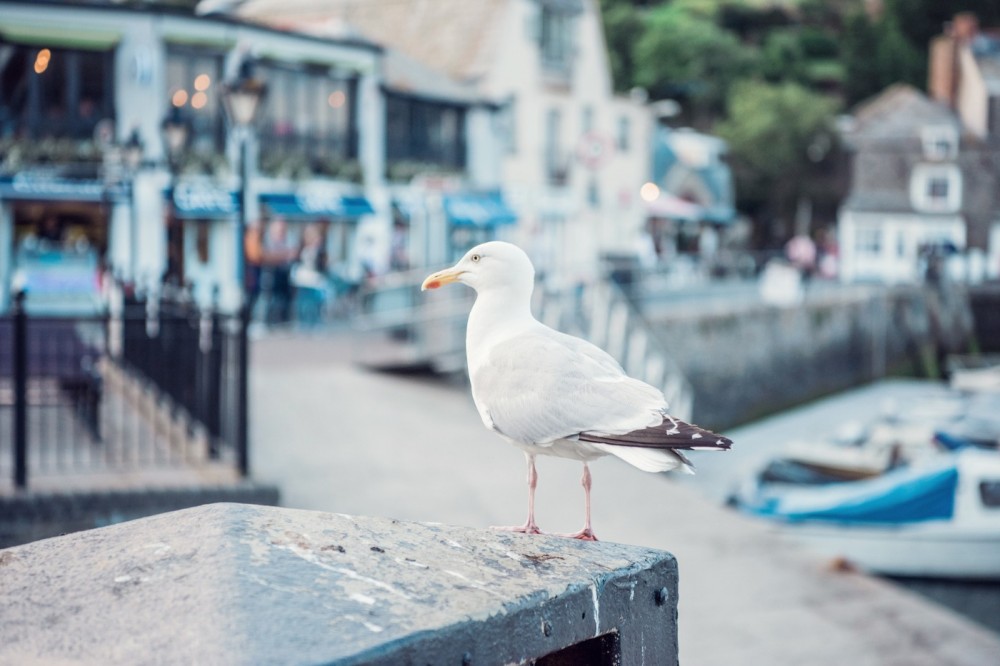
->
599, 0, 1000, 244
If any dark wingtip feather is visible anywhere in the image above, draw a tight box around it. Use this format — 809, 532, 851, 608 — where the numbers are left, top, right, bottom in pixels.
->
579, 416, 733, 451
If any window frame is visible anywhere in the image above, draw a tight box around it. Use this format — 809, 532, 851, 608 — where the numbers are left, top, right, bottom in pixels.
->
910, 163, 962, 213
0, 40, 115, 141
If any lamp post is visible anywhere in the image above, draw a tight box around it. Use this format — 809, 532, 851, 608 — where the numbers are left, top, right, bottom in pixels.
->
123, 129, 144, 284
220, 58, 267, 299
161, 106, 190, 171
220, 57, 266, 479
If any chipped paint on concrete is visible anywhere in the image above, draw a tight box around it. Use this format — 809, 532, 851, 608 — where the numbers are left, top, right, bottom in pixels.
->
0, 503, 679, 665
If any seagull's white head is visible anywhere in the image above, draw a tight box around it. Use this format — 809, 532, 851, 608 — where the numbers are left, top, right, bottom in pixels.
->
421, 241, 535, 296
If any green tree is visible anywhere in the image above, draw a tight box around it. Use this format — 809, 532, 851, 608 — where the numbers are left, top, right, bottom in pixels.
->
715, 79, 840, 243
842, 7, 937, 106
633, 4, 754, 124
601, 0, 645, 93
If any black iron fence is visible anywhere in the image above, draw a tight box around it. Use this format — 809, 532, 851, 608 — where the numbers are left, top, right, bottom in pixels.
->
1, 287, 249, 490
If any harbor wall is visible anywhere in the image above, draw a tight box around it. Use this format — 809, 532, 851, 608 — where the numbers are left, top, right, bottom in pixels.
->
650, 284, 977, 430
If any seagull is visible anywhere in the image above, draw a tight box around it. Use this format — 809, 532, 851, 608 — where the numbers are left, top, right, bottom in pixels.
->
422, 241, 732, 540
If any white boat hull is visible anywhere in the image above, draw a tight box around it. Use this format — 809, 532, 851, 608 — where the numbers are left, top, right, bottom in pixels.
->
777, 522, 1000, 580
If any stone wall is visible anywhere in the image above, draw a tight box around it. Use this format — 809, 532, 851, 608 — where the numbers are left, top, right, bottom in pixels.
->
649, 285, 976, 429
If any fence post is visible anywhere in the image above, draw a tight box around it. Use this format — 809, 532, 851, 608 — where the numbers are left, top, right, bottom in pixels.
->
236, 301, 250, 477
13, 289, 28, 489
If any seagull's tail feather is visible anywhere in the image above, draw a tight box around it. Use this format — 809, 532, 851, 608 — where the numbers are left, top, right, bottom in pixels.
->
579, 416, 732, 452
594, 444, 696, 474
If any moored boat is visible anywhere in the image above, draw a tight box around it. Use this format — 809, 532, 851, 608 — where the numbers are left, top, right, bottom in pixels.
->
734, 449, 1000, 580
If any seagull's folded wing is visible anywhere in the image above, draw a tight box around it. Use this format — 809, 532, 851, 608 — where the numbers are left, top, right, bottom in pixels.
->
471, 328, 668, 445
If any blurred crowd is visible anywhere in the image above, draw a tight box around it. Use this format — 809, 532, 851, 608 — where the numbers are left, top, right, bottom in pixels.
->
243, 217, 372, 328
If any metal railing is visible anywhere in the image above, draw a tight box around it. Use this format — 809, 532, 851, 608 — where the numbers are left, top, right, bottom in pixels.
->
1, 287, 250, 490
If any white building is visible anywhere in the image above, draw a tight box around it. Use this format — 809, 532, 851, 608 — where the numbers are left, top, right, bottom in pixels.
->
0, 1, 384, 312
235, 0, 653, 287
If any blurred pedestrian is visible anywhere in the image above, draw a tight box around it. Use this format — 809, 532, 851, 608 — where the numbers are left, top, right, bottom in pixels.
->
262, 217, 297, 325
244, 220, 264, 318
785, 233, 817, 282
292, 223, 329, 326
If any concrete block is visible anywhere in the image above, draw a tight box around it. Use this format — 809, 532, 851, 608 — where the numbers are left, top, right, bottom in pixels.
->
0, 503, 678, 665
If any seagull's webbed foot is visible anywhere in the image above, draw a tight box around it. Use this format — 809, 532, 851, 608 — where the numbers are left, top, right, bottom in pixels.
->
556, 528, 598, 541
491, 522, 543, 535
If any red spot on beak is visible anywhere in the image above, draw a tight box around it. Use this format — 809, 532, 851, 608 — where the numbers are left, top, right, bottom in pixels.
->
426, 280, 441, 290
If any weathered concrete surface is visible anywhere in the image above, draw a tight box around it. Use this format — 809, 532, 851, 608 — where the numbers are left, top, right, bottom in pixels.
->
0, 503, 678, 665
250, 334, 1000, 666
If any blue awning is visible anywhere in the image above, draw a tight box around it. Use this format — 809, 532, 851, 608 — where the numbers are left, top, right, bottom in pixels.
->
443, 192, 517, 228
1, 174, 127, 202
261, 192, 374, 219
167, 184, 239, 219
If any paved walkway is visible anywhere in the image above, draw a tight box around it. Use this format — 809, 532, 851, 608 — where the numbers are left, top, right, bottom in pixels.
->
250, 331, 1000, 666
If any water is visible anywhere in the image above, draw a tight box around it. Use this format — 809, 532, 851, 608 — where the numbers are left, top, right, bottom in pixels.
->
890, 578, 1000, 635
684, 378, 1000, 637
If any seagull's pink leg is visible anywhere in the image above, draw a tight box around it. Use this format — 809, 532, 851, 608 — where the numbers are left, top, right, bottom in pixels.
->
560, 462, 598, 541
492, 453, 542, 534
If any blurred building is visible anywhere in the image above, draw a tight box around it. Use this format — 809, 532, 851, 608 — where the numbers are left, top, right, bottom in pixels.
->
234, 0, 653, 287
838, 13, 1000, 284
644, 126, 735, 264
0, 0, 383, 311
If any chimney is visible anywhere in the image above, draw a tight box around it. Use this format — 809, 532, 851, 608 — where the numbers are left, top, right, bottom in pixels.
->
951, 12, 979, 41
928, 34, 958, 107
928, 13, 979, 108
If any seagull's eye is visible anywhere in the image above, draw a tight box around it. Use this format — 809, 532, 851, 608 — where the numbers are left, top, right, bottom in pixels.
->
470, 254, 481, 263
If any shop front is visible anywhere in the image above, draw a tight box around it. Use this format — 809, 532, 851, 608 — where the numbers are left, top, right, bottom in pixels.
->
0, 173, 128, 313
163, 181, 240, 305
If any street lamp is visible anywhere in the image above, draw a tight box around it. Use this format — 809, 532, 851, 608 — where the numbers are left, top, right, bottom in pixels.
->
219, 56, 266, 479
124, 129, 144, 283
161, 106, 190, 170
220, 57, 267, 298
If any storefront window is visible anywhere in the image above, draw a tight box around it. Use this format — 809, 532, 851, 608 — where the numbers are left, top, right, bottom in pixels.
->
165, 46, 225, 154
0, 42, 114, 140
259, 62, 356, 166
386, 93, 466, 171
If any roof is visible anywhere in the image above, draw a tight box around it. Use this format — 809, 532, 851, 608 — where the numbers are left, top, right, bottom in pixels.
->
848, 84, 960, 142
237, 0, 511, 84
841, 189, 917, 213
383, 48, 484, 105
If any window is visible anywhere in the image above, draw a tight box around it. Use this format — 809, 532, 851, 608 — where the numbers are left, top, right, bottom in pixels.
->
497, 97, 517, 155
166, 46, 225, 153
927, 177, 949, 200
855, 227, 882, 255
386, 93, 466, 170
981, 481, 1000, 508
545, 108, 567, 186
910, 164, 962, 213
259, 62, 357, 166
617, 115, 630, 152
537, 3, 577, 81
0, 42, 114, 140
581, 105, 593, 134
587, 178, 599, 208
921, 125, 958, 160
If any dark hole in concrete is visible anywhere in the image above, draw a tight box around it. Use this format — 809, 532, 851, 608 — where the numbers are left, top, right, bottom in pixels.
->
530, 632, 619, 665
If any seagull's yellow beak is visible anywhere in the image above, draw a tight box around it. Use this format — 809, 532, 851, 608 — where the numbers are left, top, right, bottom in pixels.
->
421, 267, 463, 291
